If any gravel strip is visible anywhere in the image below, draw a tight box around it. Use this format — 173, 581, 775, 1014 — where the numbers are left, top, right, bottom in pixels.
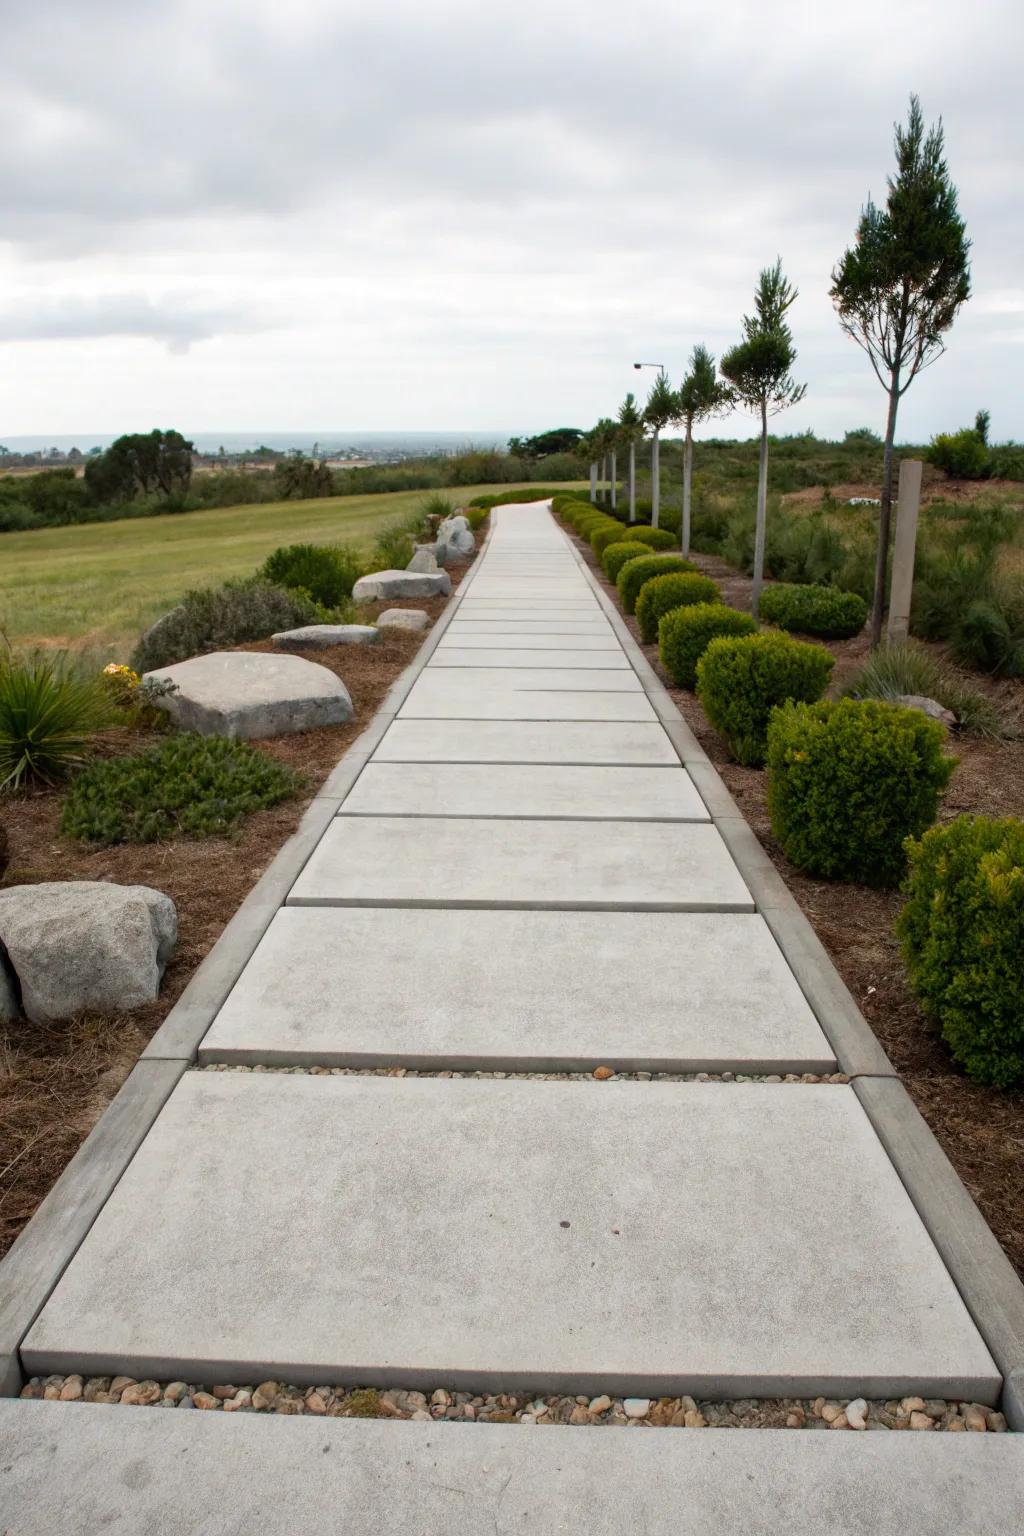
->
195, 1064, 849, 1084
19, 1376, 1008, 1431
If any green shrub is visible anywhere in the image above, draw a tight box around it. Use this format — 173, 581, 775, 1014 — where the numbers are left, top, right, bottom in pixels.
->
841, 640, 1011, 737
131, 579, 322, 672
617, 555, 697, 615
603, 541, 654, 583
0, 653, 113, 791
259, 543, 363, 607
422, 494, 455, 519
658, 603, 758, 689
61, 732, 299, 844
627, 526, 676, 551
465, 506, 489, 532
591, 521, 632, 557
928, 429, 990, 480
766, 698, 954, 887
636, 572, 721, 644
897, 816, 1024, 1085
759, 582, 868, 639
697, 631, 833, 765
370, 523, 416, 570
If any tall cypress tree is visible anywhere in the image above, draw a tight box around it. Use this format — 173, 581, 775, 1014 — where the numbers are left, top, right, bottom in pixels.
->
677, 345, 732, 556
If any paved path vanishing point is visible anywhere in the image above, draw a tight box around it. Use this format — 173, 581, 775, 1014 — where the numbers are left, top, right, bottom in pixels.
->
4, 501, 1023, 1530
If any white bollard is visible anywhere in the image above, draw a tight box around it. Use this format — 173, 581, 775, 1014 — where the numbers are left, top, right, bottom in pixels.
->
886, 459, 923, 644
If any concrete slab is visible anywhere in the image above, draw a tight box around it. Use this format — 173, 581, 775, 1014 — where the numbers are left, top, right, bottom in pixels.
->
372, 719, 680, 765
339, 762, 707, 821
439, 632, 620, 650
449, 619, 615, 632
23, 1076, 999, 1399
6, 1408, 1024, 1536
202, 908, 832, 1071
430, 648, 631, 669
287, 816, 752, 910
399, 674, 657, 722
412, 665, 640, 692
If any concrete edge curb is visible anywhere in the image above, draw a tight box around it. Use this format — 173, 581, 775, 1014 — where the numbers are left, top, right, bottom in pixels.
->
0, 520, 495, 1397
0, 1060, 188, 1398
560, 509, 1024, 1422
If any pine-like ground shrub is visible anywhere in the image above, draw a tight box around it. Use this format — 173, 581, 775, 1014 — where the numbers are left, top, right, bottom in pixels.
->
697, 631, 834, 766
602, 541, 652, 583
759, 582, 868, 640
766, 698, 955, 888
61, 732, 299, 845
130, 580, 322, 673
0, 653, 113, 791
636, 572, 721, 644
617, 554, 697, 615
897, 815, 1024, 1085
259, 543, 364, 607
658, 603, 758, 689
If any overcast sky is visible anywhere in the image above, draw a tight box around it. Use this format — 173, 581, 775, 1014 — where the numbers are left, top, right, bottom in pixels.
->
1, 0, 1021, 443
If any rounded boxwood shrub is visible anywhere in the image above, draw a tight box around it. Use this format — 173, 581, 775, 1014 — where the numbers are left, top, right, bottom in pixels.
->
759, 582, 868, 639
61, 732, 299, 845
896, 815, 1024, 1085
617, 554, 697, 615
626, 526, 676, 552
766, 698, 955, 888
697, 631, 834, 766
636, 572, 721, 643
658, 603, 758, 689
603, 541, 654, 583
260, 543, 363, 607
591, 521, 633, 557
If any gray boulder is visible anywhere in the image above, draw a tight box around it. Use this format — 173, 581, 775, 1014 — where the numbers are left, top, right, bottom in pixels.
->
0, 947, 19, 1023
143, 651, 353, 739
352, 570, 451, 602
0, 882, 177, 1026
406, 546, 439, 573
377, 608, 429, 632
273, 624, 378, 651
436, 515, 475, 556
893, 694, 957, 728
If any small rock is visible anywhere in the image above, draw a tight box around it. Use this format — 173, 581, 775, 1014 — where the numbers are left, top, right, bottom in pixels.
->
845, 1398, 868, 1430
593, 1065, 614, 1080
191, 1392, 220, 1411
900, 1396, 926, 1415
986, 1410, 1008, 1432
683, 1410, 707, 1428
163, 1382, 188, 1404
893, 694, 957, 727
110, 1376, 137, 1397
305, 1391, 328, 1415
411, 1409, 432, 1422
406, 546, 439, 573
910, 1411, 934, 1430
964, 1407, 988, 1432
211, 1385, 237, 1400
623, 1398, 651, 1419
569, 1406, 593, 1425
59, 1376, 84, 1402
431, 1388, 452, 1407
589, 1395, 612, 1415
829, 1412, 850, 1430
786, 1412, 803, 1428
376, 608, 429, 632
254, 1381, 279, 1406
820, 1402, 843, 1424
224, 1390, 252, 1412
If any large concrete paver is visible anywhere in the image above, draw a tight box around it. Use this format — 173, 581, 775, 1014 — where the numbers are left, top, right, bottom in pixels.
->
439, 631, 621, 649
287, 816, 753, 909
201, 908, 833, 1070
338, 762, 708, 820
5, 1407, 1024, 1536
400, 675, 657, 721
373, 719, 680, 764
431, 648, 631, 668
412, 665, 642, 691
22, 1076, 998, 1398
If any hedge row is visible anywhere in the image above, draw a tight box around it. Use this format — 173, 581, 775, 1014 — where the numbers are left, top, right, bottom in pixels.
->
759, 582, 868, 639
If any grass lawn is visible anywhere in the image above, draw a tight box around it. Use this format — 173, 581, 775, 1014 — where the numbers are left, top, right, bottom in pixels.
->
0, 482, 580, 656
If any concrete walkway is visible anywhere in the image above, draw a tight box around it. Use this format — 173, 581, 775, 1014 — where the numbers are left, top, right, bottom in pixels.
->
6, 502, 1023, 1528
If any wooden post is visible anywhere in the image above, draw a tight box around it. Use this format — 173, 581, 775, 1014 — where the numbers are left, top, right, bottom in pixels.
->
886, 459, 923, 644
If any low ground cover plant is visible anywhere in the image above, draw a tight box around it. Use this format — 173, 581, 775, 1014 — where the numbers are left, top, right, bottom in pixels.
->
260, 542, 363, 607
602, 541, 654, 583
759, 582, 867, 639
658, 603, 758, 689
766, 698, 955, 887
841, 640, 1011, 737
617, 554, 697, 614
897, 815, 1024, 1085
0, 652, 113, 791
61, 731, 299, 844
636, 572, 720, 644
697, 631, 833, 765
130, 579, 325, 673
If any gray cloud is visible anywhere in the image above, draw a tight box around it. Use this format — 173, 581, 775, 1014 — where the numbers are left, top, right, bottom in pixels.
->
0, 294, 268, 352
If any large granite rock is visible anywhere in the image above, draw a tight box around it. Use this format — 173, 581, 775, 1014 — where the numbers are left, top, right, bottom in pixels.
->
143, 652, 353, 739
406, 546, 439, 573
352, 570, 451, 602
0, 947, 19, 1023
377, 608, 429, 632
273, 625, 378, 651
437, 514, 475, 556
0, 881, 177, 1026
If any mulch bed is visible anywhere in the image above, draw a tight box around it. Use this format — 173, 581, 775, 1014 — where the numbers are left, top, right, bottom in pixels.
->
0, 561, 475, 1257
574, 532, 1024, 1281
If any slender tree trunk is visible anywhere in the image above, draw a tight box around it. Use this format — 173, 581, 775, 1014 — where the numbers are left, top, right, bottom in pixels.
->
610, 450, 617, 511
682, 420, 693, 556
628, 442, 636, 520
589, 462, 597, 503
651, 431, 660, 528
751, 401, 769, 619
871, 378, 902, 648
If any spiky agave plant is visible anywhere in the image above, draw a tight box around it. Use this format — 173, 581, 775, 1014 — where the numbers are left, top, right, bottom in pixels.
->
0, 652, 113, 791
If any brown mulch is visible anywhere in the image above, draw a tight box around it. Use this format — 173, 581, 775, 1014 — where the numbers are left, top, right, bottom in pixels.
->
0, 560, 475, 1257
575, 532, 1024, 1280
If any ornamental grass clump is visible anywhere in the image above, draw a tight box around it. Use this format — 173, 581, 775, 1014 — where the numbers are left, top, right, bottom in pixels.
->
766, 697, 955, 888
0, 653, 113, 791
61, 732, 299, 844
697, 631, 833, 766
897, 815, 1024, 1085
759, 582, 868, 640
617, 554, 697, 615
658, 604, 758, 689
602, 541, 652, 583
636, 572, 720, 644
